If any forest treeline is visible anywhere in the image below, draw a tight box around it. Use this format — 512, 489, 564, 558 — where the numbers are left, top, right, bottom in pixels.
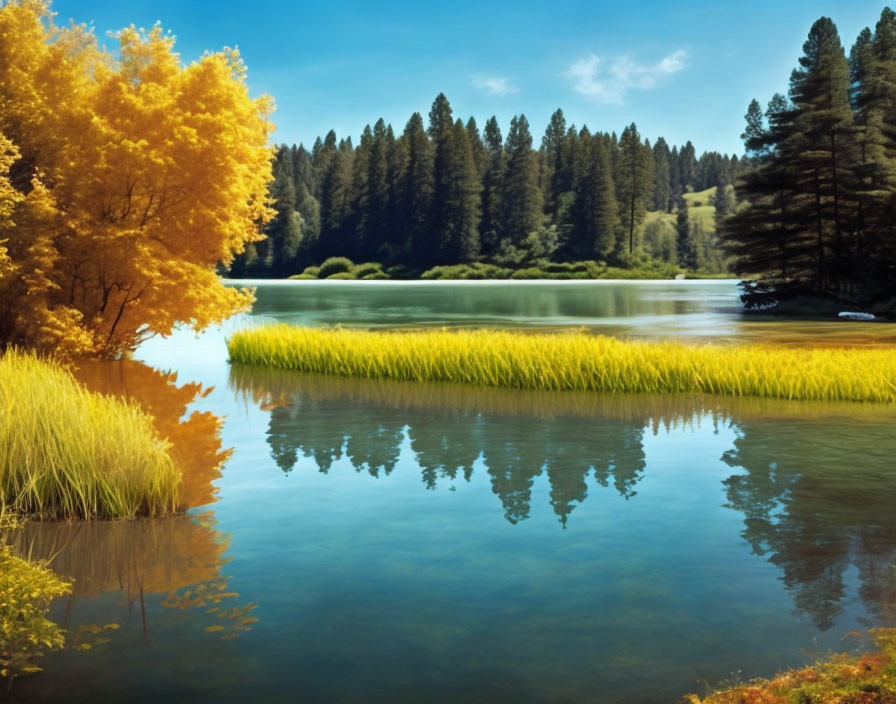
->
230, 95, 742, 278
721, 8, 896, 311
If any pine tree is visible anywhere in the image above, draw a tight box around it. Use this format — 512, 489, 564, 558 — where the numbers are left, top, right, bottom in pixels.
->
616, 123, 654, 254
318, 139, 354, 259
480, 116, 505, 256
679, 141, 697, 191
465, 117, 488, 182
400, 112, 435, 266
541, 108, 568, 217
501, 114, 543, 243
569, 136, 619, 260
669, 145, 682, 203
384, 124, 407, 255
851, 10, 896, 292
786, 16, 856, 290
437, 120, 481, 262
360, 118, 391, 258
652, 137, 672, 212
428, 97, 480, 264
675, 196, 696, 269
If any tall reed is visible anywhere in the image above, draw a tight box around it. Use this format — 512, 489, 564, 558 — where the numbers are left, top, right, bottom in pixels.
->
0, 350, 181, 519
227, 325, 896, 403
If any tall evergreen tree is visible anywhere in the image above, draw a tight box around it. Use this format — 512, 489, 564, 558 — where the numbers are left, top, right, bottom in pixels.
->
480, 116, 505, 255
652, 137, 672, 212
541, 108, 569, 217
428, 97, 480, 264
501, 114, 543, 243
787, 16, 856, 290
678, 141, 698, 191
569, 137, 619, 259
400, 112, 435, 265
675, 196, 697, 269
616, 123, 654, 254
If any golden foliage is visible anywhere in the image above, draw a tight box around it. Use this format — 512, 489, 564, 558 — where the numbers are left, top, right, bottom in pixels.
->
0, 0, 274, 358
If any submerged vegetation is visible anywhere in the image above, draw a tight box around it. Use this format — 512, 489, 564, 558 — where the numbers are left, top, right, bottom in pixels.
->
0, 351, 181, 520
227, 326, 896, 403
686, 629, 896, 703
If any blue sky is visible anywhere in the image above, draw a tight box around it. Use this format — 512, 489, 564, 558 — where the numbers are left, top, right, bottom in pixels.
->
53, 0, 890, 155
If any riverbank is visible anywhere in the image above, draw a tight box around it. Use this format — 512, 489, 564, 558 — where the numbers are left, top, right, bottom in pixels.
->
226, 326, 896, 403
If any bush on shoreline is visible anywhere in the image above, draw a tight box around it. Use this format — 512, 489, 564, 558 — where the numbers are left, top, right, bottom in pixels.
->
226, 326, 896, 403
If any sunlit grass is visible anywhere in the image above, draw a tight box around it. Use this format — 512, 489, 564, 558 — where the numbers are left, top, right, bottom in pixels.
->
0, 350, 181, 520
227, 326, 896, 403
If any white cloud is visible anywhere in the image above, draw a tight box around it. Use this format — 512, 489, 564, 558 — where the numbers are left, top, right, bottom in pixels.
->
565, 49, 687, 104
472, 75, 519, 96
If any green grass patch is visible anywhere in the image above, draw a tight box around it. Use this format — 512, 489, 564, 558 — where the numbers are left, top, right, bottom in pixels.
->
644, 186, 718, 235
0, 351, 181, 520
226, 326, 896, 403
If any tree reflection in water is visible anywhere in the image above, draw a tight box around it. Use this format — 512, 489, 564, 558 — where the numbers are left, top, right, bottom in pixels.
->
232, 365, 896, 629
232, 368, 657, 526
722, 417, 896, 631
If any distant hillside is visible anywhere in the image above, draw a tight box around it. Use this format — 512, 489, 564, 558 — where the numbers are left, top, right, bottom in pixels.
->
639, 188, 727, 273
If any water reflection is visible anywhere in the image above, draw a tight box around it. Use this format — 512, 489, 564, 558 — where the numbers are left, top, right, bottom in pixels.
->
231, 368, 658, 525
722, 419, 896, 630
232, 365, 896, 627
73, 359, 230, 508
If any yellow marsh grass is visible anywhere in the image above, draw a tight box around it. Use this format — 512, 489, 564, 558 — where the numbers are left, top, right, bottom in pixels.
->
227, 325, 896, 403
0, 351, 180, 520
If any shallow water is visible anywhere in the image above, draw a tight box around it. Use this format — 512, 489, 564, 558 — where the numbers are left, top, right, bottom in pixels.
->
14, 281, 896, 704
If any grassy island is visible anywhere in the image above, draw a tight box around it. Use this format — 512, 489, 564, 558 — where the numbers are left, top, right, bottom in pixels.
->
226, 326, 896, 403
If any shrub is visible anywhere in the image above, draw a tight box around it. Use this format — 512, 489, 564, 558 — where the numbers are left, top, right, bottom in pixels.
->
350, 262, 384, 278
288, 274, 316, 280
301, 266, 320, 277
326, 272, 355, 280
361, 271, 389, 280
0, 351, 181, 519
510, 267, 549, 279
317, 257, 354, 278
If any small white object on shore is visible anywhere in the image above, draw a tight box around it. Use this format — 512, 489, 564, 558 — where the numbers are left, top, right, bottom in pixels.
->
838, 311, 875, 321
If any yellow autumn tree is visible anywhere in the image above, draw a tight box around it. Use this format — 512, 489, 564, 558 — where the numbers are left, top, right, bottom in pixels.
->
0, 0, 274, 357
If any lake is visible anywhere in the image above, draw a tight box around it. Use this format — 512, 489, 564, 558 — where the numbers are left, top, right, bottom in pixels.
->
14, 280, 896, 704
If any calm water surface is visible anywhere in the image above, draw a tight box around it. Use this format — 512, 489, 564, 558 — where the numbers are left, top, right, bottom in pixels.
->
15, 281, 896, 704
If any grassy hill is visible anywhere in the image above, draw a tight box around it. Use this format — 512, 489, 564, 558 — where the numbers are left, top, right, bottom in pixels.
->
642, 186, 717, 235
